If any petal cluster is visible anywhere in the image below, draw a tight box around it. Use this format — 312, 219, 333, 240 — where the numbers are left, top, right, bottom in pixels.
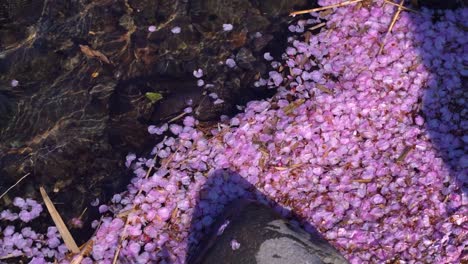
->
1, 1, 466, 263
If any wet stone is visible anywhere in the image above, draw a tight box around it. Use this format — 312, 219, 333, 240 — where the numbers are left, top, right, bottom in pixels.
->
190, 200, 349, 264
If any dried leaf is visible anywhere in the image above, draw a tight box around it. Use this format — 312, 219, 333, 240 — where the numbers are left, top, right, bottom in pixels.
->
361, 0, 373, 8
316, 84, 334, 95
290, 163, 303, 169
230, 32, 247, 48
171, 208, 178, 219
259, 154, 266, 168
116, 208, 135, 218
79, 44, 111, 64
396, 145, 414, 163
283, 98, 306, 115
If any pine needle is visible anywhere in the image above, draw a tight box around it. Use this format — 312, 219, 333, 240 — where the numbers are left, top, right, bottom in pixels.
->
0, 173, 30, 200
290, 0, 363, 16
0, 253, 22, 260
309, 22, 327, 31
396, 145, 414, 163
353, 179, 373, 183
40, 187, 80, 254
167, 111, 187, 123
384, 0, 419, 13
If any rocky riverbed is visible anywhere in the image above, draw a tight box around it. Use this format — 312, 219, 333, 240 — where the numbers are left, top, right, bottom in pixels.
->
0, 0, 315, 243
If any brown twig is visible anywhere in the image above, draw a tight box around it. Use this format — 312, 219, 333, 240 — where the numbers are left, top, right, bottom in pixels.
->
290, 0, 363, 16
0, 173, 31, 200
378, 0, 405, 55
70, 240, 94, 264
384, 0, 419, 13
396, 145, 414, 163
309, 22, 327, 31
78, 207, 88, 220
167, 111, 187, 123
69, 216, 103, 263
353, 179, 373, 183
195, 95, 208, 116
0, 253, 22, 260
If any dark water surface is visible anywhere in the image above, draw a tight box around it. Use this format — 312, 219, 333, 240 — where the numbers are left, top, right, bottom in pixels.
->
0, 0, 315, 245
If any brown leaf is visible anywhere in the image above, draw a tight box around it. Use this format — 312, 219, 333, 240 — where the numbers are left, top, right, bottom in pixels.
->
316, 84, 334, 95
396, 145, 414, 163
230, 32, 247, 48
79, 45, 111, 64
283, 98, 305, 115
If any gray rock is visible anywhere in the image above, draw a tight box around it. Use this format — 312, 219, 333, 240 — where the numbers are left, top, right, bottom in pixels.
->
189, 200, 348, 264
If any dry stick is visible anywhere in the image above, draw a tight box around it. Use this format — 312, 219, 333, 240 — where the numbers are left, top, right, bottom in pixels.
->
195, 95, 208, 116
70, 216, 103, 264
290, 0, 363, 16
78, 207, 88, 219
378, 0, 405, 55
383, 0, 419, 13
0, 173, 31, 200
40, 187, 80, 254
309, 22, 327, 31
167, 111, 187, 123
396, 145, 414, 163
0, 253, 23, 260
70, 240, 94, 264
